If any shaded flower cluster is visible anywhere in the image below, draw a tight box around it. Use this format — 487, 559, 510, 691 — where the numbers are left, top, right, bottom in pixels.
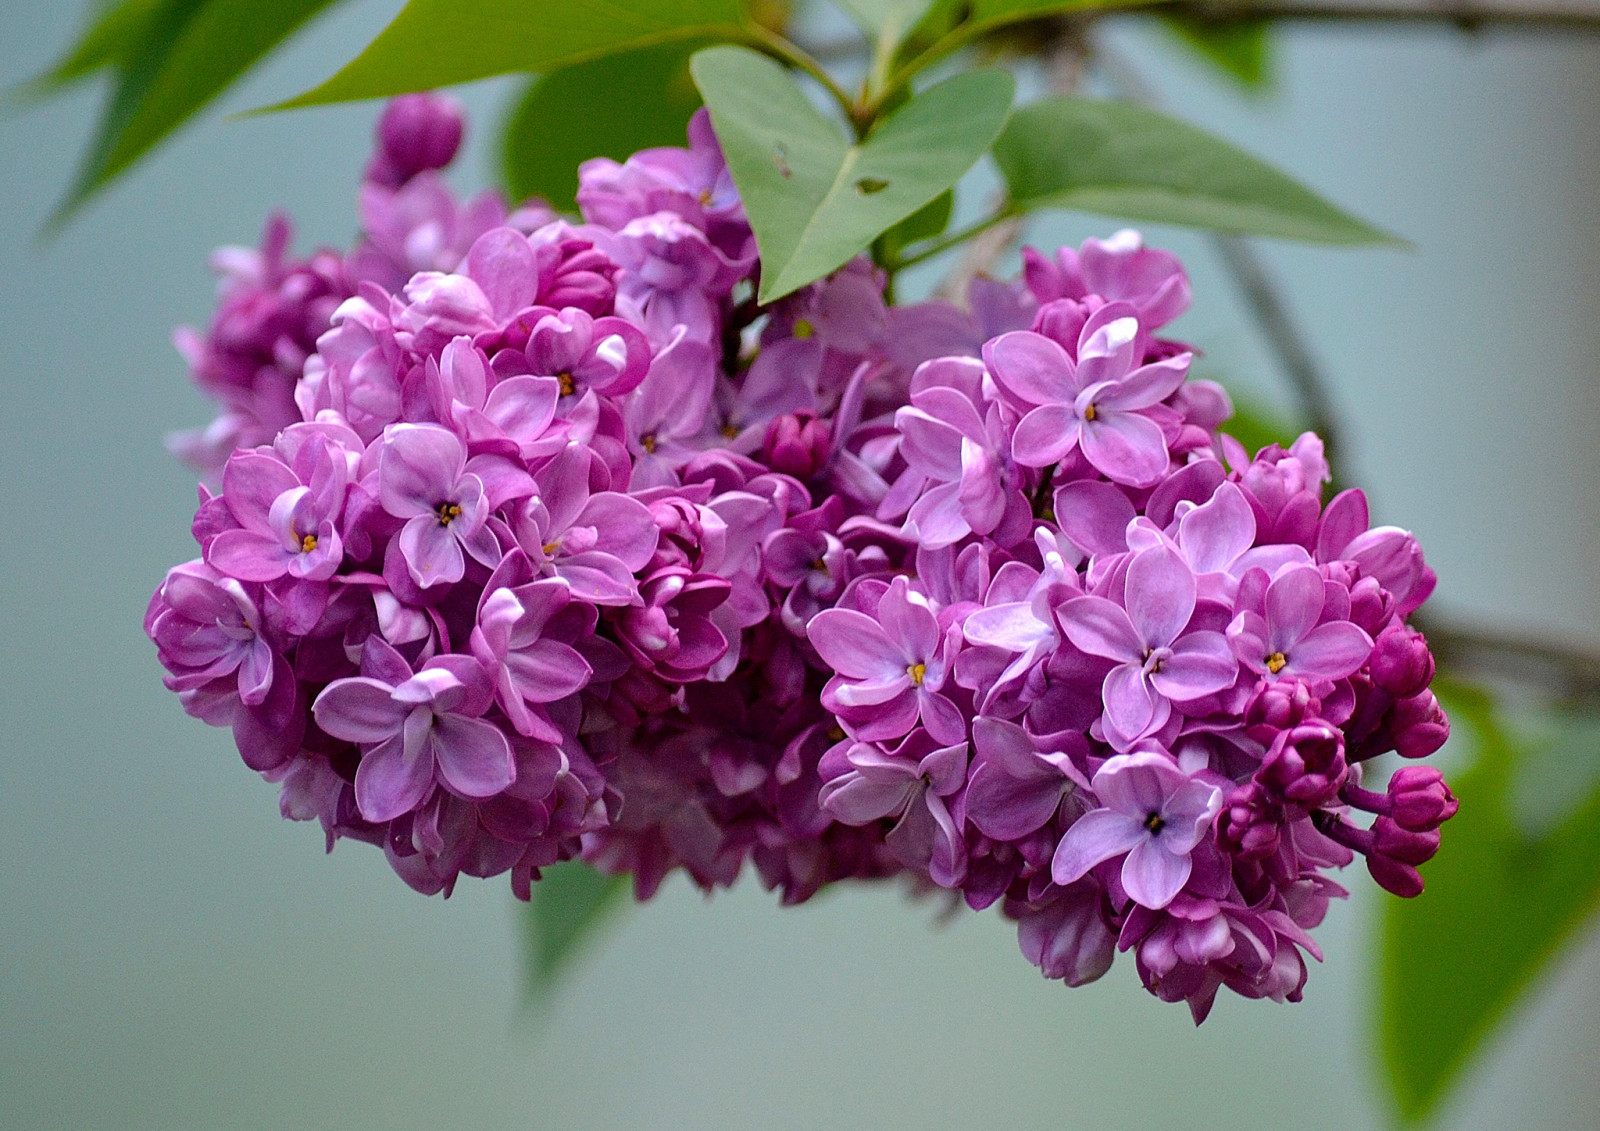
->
148, 95, 1454, 1021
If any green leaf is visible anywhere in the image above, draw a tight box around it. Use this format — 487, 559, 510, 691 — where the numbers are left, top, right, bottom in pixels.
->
501, 41, 706, 213
992, 97, 1397, 245
274, 0, 745, 111
6, 0, 163, 103
1218, 392, 1299, 456
54, 0, 346, 222
522, 861, 630, 996
1378, 683, 1600, 1122
877, 187, 953, 262
691, 45, 1013, 301
834, 0, 933, 37
1159, 15, 1273, 90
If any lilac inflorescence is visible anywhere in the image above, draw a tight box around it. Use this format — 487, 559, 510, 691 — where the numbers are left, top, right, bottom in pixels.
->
147, 95, 1456, 1021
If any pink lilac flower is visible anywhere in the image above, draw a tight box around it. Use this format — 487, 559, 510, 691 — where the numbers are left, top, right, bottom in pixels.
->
312, 641, 514, 822
1057, 546, 1238, 748
1052, 751, 1223, 909
985, 307, 1191, 486
377, 423, 504, 588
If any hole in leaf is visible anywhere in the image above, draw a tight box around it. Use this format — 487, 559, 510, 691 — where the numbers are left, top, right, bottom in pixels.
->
855, 177, 889, 195
772, 143, 791, 179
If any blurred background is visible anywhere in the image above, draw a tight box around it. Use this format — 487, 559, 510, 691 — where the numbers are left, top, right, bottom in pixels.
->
3, 0, 1600, 1126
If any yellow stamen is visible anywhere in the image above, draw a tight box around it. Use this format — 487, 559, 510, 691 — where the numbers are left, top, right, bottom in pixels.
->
1083, 403, 1098, 422
907, 662, 926, 686
436, 502, 462, 526
299, 533, 318, 553
542, 541, 561, 556
1266, 652, 1288, 674
556, 371, 576, 397
640, 433, 657, 453
721, 424, 740, 439
792, 318, 815, 340
827, 724, 846, 742
698, 188, 713, 206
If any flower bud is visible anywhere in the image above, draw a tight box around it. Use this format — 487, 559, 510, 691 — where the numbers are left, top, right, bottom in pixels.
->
1347, 575, 1395, 636
1366, 853, 1425, 898
1372, 815, 1441, 865
1244, 678, 1320, 739
369, 93, 464, 188
1391, 689, 1450, 759
1257, 724, 1347, 808
1386, 767, 1459, 831
1217, 782, 1282, 860
762, 411, 832, 479
1370, 623, 1435, 698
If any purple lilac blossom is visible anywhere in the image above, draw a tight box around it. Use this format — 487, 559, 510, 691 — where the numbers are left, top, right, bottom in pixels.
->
147, 95, 1455, 1022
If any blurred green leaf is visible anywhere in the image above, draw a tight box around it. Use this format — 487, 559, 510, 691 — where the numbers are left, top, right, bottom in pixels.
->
1159, 15, 1273, 90
7, 0, 162, 103
691, 45, 1012, 301
1378, 683, 1600, 1122
993, 98, 1398, 245
501, 41, 707, 213
1218, 392, 1299, 456
53, 0, 345, 223
877, 188, 953, 262
834, 0, 933, 37
522, 861, 630, 996
274, 0, 745, 111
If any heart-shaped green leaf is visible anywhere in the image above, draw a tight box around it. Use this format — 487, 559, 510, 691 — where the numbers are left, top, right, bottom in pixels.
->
273, 0, 745, 111
691, 45, 1014, 302
993, 97, 1397, 245
1378, 683, 1600, 1121
501, 41, 707, 212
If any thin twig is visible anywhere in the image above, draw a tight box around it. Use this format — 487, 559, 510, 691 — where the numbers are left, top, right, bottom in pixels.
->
1112, 0, 1600, 32
1419, 617, 1600, 705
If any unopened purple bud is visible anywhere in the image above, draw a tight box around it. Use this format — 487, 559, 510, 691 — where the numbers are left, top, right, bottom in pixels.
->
1244, 678, 1320, 739
1217, 782, 1282, 860
1347, 576, 1395, 635
1257, 723, 1347, 808
369, 93, 464, 188
1370, 623, 1435, 697
762, 411, 831, 478
1367, 853, 1426, 898
1387, 766, 1459, 831
1372, 814, 1441, 865
1391, 689, 1450, 759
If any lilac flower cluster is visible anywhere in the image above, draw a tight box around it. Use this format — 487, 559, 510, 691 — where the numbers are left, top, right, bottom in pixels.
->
148, 94, 1455, 1020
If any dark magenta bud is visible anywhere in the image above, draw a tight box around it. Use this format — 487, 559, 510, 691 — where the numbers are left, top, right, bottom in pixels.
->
1366, 853, 1426, 898
1257, 723, 1347, 808
1347, 576, 1395, 636
1387, 766, 1459, 831
763, 411, 831, 478
1244, 678, 1320, 738
1372, 815, 1441, 865
1391, 689, 1450, 759
1370, 623, 1435, 698
1217, 782, 1282, 860
369, 93, 464, 188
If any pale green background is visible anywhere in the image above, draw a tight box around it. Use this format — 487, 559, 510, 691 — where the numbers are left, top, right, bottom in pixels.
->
2, 2, 1599, 1128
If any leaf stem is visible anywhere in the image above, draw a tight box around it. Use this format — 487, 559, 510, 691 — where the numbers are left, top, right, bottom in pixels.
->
741, 22, 859, 128
889, 206, 1020, 270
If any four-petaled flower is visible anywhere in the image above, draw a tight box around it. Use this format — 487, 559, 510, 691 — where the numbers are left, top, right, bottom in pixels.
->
1052, 751, 1223, 910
